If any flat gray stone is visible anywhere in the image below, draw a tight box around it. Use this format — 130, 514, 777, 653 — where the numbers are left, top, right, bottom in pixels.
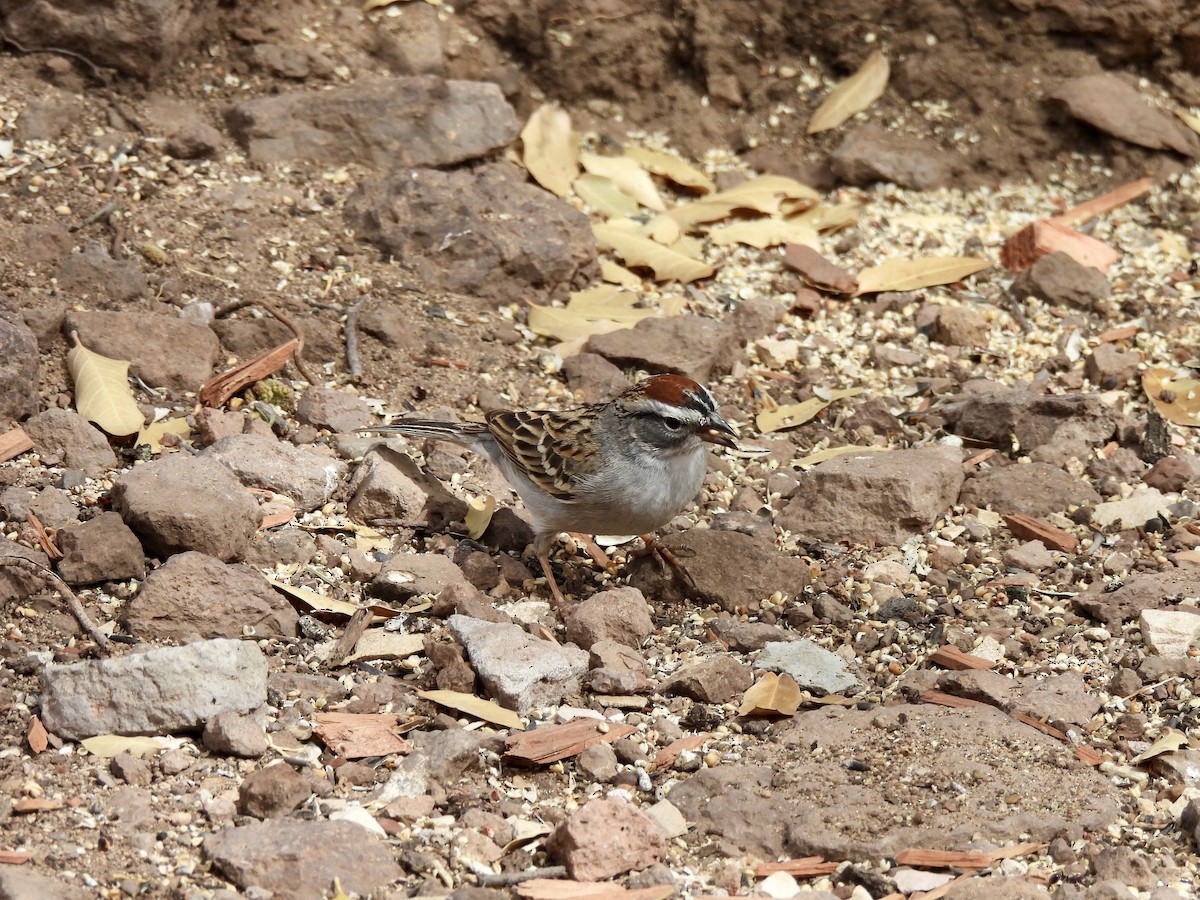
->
754, 639, 863, 695
204, 433, 347, 512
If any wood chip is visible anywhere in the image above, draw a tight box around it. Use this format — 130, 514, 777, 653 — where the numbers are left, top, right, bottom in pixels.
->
503, 718, 637, 766
895, 843, 1047, 870
1049, 177, 1153, 228
199, 338, 300, 407
0, 427, 33, 463
27, 717, 48, 754
12, 797, 63, 814
1075, 745, 1105, 766
783, 243, 857, 293
752, 857, 840, 878
1009, 711, 1069, 742
0, 849, 32, 865
1002, 513, 1078, 552
1092, 324, 1140, 344
999, 219, 1119, 273
919, 690, 989, 709
928, 645, 995, 671
312, 711, 413, 758
652, 732, 709, 770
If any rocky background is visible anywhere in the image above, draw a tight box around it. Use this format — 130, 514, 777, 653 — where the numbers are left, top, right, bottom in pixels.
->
0, 0, 1199, 898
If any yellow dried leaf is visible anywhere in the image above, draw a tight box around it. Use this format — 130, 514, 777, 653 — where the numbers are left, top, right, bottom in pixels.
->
1178, 111, 1200, 135
667, 175, 819, 231
67, 336, 144, 437
624, 146, 714, 192
135, 417, 192, 453
738, 672, 802, 716
579, 152, 666, 211
641, 213, 682, 245
520, 104, 578, 198
808, 50, 890, 134
466, 494, 496, 540
267, 578, 361, 619
417, 689, 523, 729
600, 261, 643, 287
791, 202, 862, 232
527, 286, 655, 342
81, 734, 171, 758
1131, 728, 1189, 764
1142, 368, 1200, 427
853, 256, 990, 296
708, 218, 819, 249
527, 305, 627, 343
796, 445, 891, 469
593, 222, 714, 282
756, 389, 862, 434
572, 174, 641, 218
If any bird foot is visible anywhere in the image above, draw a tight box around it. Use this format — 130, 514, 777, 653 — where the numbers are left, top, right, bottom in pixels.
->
635, 534, 699, 594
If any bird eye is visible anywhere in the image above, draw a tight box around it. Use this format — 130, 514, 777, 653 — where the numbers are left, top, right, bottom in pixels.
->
662, 416, 683, 430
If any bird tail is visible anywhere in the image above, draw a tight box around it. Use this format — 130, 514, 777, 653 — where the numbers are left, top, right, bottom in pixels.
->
357, 419, 489, 446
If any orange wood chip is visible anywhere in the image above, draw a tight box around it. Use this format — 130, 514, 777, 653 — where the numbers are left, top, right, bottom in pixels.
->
503, 718, 637, 766
919, 690, 989, 709
0, 427, 33, 464
1075, 746, 1104, 766
0, 849, 32, 865
652, 732, 709, 771
312, 711, 412, 759
1002, 513, 1078, 553
928, 645, 995, 671
753, 857, 840, 878
1093, 324, 1139, 345
896, 842, 1046, 871
1009, 711, 1069, 742
1049, 177, 1153, 228
1000, 219, 1119, 273
26, 717, 48, 754
199, 338, 300, 407
12, 797, 63, 814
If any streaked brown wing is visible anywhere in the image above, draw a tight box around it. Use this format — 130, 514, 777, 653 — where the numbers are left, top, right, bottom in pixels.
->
485, 408, 601, 500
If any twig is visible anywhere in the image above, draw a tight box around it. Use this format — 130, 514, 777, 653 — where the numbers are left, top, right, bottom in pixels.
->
412, 355, 469, 370
211, 297, 318, 385
0, 28, 109, 83
70, 199, 117, 234
0, 557, 110, 652
476, 866, 567, 888
345, 298, 366, 381
328, 606, 372, 667
25, 512, 62, 561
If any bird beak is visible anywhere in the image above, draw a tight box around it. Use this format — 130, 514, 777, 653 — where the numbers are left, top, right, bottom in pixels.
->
697, 415, 738, 449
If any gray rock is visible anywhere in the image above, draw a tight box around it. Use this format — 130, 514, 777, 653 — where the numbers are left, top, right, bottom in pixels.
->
227, 77, 517, 168
22, 408, 118, 475
111, 454, 262, 561
1047, 74, 1200, 156
346, 161, 597, 305
56, 245, 147, 303
942, 387, 1115, 453
959, 462, 1100, 517
1074, 570, 1200, 625
203, 711, 268, 759
779, 446, 964, 546
375, 729, 487, 805
373, 551, 483, 605
0, 867, 91, 899
577, 742, 619, 782
65, 309, 219, 391
449, 614, 589, 714
237, 764, 311, 817
831, 124, 958, 189
1010, 251, 1112, 309
754, 639, 863, 695
204, 433, 347, 512
122, 551, 298, 640
40, 639, 267, 739
661, 656, 753, 703
0, 543, 52, 604
204, 820, 402, 897
296, 386, 371, 433
347, 448, 466, 528
0, 297, 38, 428
56, 511, 145, 585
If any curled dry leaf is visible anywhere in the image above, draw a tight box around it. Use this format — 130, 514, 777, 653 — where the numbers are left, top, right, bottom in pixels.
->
579, 151, 666, 211
80, 734, 174, 758
738, 672, 802, 716
520, 104, 578, 198
808, 50, 890, 134
600, 261, 643, 288
135, 417, 192, 453
796, 445, 891, 469
790, 201, 862, 233
1130, 728, 1189, 764
527, 285, 660, 342
592, 222, 715, 283
623, 146, 714, 193
853, 255, 990, 296
465, 494, 496, 540
572, 173, 641, 218
1142, 367, 1200, 427
668, 175, 819, 231
67, 334, 144, 437
417, 689, 523, 730
708, 218, 820, 249
756, 388, 863, 434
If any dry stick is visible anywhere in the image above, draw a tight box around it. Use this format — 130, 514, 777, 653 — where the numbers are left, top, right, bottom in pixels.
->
0, 557, 110, 652
212, 297, 319, 386
345, 298, 366, 381
0, 28, 109, 83
476, 867, 567, 888
70, 199, 117, 233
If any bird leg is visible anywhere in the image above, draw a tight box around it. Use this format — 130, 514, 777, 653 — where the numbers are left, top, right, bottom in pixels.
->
536, 550, 568, 607
636, 534, 698, 594
568, 533, 616, 572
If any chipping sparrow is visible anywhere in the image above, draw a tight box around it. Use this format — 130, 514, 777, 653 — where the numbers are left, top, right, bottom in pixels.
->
360, 374, 737, 605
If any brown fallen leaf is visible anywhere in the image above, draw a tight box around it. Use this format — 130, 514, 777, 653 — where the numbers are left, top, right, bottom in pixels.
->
1092, 324, 1139, 344
1142, 367, 1200, 428
503, 718, 636, 766
624, 146, 714, 193
0, 849, 32, 865
784, 243, 857, 293
199, 338, 300, 408
313, 712, 413, 758
592, 223, 714, 283
68, 333, 144, 437
756, 389, 863, 434
579, 152, 666, 212
808, 50, 890, 134
853, 256, 990, 296
708, 218, 819, 250
667, 175, 819, 231
1001, 513, 1078, 553
26, 717, 47, 754
0, 427, 33, 464
520, 104, 579, 198
928, 645, 994, 671
738, 672, 802, 716
1000, 219, 1118, 273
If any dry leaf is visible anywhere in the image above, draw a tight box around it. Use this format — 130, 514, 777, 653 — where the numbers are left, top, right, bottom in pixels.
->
80, 734, 172, 758
808, 50, 890, 134
1142, 368, 1200, 427
784, 243, 858, 293
623, 146, 714, 192
527, 304, 628, 343
790, 201, 862, 232
593, 223, 714, 282
135, 417, 192, 453
641, 213, 683, 245
67, 335, 144, 437
756, 389, 862, 434
796, 445, 891, 469
520, 104, 578, 198
527, 286, 660, 342
572, 174, 642, 218
668, 175, 819, 231
268, 578, 362, 620
579, 152, 666, 211
1177, 110, 1200, 135
26, 717, 48, 754
465, 494, 496, 540
1132, 728, 1189, 764
738, 672, 802, 716
853, 256, 990, 296
417, 689, 524, 729
599, 261, 643, 287
708, 218, 819, 249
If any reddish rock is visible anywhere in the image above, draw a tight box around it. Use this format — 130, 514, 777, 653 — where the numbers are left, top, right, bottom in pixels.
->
65, 309, 219, 391
1047, 74, 1199, 156
1145, 456, 1199, 493
587, 314, 736, 384
1009, 252, 1112, 309
661, 656, 753, 703
237, 764, 311, 818
565, 586, 654, 650
830, 124, 958, 189
56, 512, 145, 585
1085, 344, 1140, 387
929, 305, 988, 347
959, 462, 1100, 518
546, 798, 666, 881
22, 409, 118, 476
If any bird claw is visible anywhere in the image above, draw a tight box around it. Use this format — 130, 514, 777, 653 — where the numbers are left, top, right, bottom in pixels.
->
636, 534, 699, 594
